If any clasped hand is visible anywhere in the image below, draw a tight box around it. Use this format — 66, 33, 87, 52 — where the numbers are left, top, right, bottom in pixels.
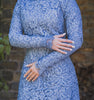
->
24, 33, 75, 82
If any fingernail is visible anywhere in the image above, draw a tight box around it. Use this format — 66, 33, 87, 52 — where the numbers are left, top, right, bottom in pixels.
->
72, 41, 74, 44
63, 33, 66, 35
72, 46, 75, 48
65, 52, 67, 54
70, 49, 72, 51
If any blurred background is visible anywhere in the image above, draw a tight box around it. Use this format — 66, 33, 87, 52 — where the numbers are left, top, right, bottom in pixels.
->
0, 0, 94, 100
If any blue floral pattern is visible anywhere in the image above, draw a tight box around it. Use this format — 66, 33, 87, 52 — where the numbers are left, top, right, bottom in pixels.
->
8, 0, 83, 99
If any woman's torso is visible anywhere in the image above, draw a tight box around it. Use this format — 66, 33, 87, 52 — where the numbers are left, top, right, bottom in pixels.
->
20, 0, 78, 88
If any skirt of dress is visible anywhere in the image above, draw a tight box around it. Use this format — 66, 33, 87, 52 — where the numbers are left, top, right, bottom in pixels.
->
17, 48, 80, 100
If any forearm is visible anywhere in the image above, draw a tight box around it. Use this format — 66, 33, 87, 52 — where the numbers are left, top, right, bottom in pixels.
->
9, 31, 54, 49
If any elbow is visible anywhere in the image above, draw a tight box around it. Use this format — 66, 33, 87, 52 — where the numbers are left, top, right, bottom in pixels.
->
8, 38, 14, 47
8, 33, 16, 47
75, 37, 83, 50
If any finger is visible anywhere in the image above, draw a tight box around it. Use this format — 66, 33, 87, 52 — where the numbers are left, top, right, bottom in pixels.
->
57, 33, 66, 38
26, 71, 34, 80
26, 63, 33, 67
28, 73, 36, 82
24, 68, 32, 77
32, 74, 39, 82
58, 42, 75, 48
57, 45, 72, 51
56, 48, 67, 54
59, 38, 74, 43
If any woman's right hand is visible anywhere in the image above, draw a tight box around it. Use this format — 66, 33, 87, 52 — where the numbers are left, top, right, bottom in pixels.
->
52, 33, 75, 54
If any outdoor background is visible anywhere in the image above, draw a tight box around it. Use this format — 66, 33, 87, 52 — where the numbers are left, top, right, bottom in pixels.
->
0, 0, 94, 100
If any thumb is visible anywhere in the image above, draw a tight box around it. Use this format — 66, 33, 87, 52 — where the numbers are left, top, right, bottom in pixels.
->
57, 33, 66, 38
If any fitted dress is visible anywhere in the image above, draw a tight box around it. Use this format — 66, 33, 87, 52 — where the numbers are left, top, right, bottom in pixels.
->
8, 0, 83, 100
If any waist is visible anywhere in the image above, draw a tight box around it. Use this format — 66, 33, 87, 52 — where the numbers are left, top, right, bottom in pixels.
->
24, 47, 53, 63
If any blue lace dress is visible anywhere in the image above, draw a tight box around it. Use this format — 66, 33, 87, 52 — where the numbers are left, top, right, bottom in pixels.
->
8, 0, 83, 99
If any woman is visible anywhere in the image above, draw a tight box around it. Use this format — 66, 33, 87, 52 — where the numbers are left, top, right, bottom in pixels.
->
8, 0, 83, 99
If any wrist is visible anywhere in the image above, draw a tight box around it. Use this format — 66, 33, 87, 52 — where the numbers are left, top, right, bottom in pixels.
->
46, 36, 55, 50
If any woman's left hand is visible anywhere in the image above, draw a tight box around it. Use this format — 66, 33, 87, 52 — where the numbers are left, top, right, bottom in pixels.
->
24, 61, 40, 82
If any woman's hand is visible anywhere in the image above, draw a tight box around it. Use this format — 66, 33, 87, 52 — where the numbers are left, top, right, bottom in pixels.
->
24, 61, 40, 82
52, 33, 75, 54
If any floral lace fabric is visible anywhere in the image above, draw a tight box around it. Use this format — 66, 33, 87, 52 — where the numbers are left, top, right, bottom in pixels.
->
8, 0, 83, 99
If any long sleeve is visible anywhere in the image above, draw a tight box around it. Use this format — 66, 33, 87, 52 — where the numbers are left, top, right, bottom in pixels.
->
35, 0, 83, 76
8, 0, 54, 49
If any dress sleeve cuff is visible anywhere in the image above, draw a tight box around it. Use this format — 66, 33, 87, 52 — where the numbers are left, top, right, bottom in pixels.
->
46, 35, 55, 50
35, 60, 44, 76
